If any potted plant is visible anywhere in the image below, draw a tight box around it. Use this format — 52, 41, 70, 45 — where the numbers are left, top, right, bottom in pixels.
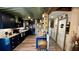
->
72, 33, 79, 51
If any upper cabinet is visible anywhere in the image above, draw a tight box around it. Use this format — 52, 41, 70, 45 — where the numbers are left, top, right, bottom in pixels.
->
0, 13, 23, 29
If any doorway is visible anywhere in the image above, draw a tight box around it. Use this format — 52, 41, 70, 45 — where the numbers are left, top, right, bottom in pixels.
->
49, 11, 68, 50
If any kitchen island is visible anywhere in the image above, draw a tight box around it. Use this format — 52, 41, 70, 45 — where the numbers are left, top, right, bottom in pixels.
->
0, 29, 31, 51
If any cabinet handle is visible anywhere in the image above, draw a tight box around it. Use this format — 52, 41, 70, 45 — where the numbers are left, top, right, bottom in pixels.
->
12, 42, 14, 43
12, 46, 15, 48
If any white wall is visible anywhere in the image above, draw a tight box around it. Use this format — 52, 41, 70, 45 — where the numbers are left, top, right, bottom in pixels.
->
49, 11, 71, 50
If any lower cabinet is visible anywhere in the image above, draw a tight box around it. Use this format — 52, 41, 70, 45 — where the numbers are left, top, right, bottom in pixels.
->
10, 34, 21, 50
0, 30, 30, 51
0, 34, 20, 51
0, 38, 11, 51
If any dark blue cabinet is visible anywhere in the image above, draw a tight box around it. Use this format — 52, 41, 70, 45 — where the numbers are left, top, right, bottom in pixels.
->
10, 36, 17, 50
0, 13, 16, 29
0, 34, 20, 51
10, 34, 20, 50
0, 38, 11, 51
0, 30, 30, 51
0, 14, 3, 28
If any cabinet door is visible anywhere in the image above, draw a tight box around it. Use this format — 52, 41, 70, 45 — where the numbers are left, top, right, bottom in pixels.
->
2, 14, 8, 28
10, 18, 16, 28
0, 38, 11, 51
2, 15, 5, 28
10, 35, 20, 50
10, 37, 16, 49
6, 15, 12, 28
16, 35, 20, 45
0, 14, 3, 28
0, 14, 16, 28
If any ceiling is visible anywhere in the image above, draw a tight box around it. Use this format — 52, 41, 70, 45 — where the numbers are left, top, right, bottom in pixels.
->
0, 7, 48, 18
0, 7, 72, 19
49, 11, 67, 19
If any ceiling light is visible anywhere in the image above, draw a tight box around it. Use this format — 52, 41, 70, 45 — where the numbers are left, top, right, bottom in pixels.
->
28, 16, 31, 19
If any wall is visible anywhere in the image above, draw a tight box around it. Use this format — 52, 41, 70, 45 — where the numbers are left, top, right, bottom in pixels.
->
65, 8, 79, 51
49, 11, 71, 48
49, 10, 79, 50
49, 8, 79, 51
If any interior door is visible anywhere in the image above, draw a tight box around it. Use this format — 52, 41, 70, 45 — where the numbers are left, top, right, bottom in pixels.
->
53, 18, 58, 41
57, 19, 66, 50
50, 20, 54, 40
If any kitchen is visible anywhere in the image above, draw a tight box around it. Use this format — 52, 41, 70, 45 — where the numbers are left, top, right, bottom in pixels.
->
0, 10, 34, 51
0, 7, 49, 51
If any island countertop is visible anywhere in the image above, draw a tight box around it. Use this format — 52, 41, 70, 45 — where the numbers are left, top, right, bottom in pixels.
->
0, 29, 29, 39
